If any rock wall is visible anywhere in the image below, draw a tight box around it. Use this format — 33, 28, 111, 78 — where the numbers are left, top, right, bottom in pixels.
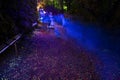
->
0, 0, 37, 45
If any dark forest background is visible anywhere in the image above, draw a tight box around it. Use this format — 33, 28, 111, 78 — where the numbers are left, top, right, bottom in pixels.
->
0, 0, 120, 45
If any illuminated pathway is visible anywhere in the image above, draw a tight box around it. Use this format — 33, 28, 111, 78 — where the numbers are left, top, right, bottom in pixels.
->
0, 23, 101, 80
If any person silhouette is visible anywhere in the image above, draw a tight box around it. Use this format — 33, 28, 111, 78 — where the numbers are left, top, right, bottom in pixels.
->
49, 12, 54, 28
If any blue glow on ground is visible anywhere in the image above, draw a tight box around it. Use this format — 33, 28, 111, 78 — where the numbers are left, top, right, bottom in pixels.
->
54, 14, 120, 80
54, 15, 102, 50
39, 12, 120, 79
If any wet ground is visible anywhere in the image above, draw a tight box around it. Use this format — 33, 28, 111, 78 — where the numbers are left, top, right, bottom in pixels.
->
0, 23, 101, 80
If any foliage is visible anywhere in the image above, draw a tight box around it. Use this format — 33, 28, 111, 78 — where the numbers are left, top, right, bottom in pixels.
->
0, 13, 15, 44
0, 0, 38, 44
54, 0, 120, 25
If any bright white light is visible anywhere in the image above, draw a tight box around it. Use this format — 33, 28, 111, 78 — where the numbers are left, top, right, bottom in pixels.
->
43, 11, 46, 14
40, 17, 43, 20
